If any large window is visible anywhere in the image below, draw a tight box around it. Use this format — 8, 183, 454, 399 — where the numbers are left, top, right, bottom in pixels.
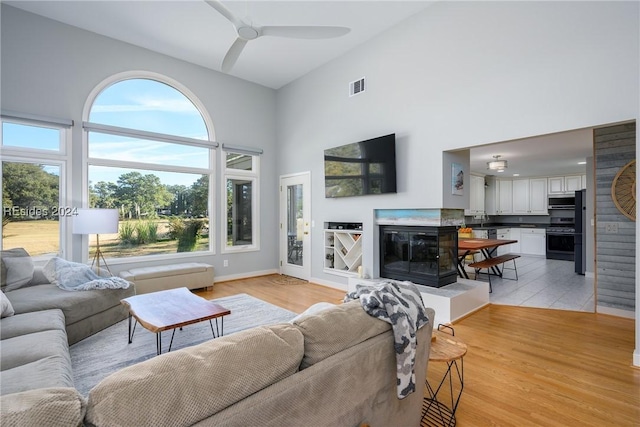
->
1, 118, 70, 261
84, 75, 215, 260
223, 149, 260, 252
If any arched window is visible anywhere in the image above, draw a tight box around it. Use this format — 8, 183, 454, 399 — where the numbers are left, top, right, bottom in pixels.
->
83, 74, 215, 260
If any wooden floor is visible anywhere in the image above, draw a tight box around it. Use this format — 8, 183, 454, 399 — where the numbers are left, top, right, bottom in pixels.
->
197, 274, 640, 427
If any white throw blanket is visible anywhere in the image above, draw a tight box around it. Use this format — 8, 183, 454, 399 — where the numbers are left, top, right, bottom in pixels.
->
43, 257, 130, 291
344, 281, 429, 399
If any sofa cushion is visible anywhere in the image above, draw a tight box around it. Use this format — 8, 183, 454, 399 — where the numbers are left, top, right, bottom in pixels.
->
86, 323, 304, 427
1, 356, 75, 395
1, 248, 34, 291
5, 284, 132, 325
0, 309, 65, 340
1, 329, 71, 371
0, 387, 85, 427
293, 299, 391, 369
1, 290, 15, 318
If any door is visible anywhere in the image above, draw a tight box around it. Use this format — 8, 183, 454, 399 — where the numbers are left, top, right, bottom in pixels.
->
279, 172, 311, 280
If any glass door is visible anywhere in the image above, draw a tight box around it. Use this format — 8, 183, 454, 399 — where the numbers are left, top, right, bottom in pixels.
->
279, 172, 310, 280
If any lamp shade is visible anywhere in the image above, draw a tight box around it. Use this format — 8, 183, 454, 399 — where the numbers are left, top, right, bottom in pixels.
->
73, 209, 119, 235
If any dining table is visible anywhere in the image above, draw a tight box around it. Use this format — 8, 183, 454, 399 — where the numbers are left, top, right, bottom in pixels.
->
457, 238, 518, 279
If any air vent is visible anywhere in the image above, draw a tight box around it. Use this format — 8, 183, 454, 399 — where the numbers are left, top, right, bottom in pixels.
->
349, 77, 365, 97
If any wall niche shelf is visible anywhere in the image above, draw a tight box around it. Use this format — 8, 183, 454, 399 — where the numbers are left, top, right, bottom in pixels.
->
324, 223, 363, 277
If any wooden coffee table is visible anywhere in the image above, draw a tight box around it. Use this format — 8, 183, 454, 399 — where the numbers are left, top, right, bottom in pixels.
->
121, 287, 231, 355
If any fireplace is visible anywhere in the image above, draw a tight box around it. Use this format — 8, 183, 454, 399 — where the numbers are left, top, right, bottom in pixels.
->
379, 225, 458, 287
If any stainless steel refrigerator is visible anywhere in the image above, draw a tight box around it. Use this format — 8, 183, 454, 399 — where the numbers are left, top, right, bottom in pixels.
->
574, 189, 586, 275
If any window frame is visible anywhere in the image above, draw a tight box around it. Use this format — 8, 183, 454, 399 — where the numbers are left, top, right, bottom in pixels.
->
221, 150, 260, 253
0, 116, 72, 261
81, 71, 217, 264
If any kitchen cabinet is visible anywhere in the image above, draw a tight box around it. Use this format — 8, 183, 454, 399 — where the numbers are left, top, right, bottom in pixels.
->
513, 178, 547, 215
509, 228, 521, 253
496, 228, 511, 256
465, 174, 485, 215
548, 175, 586, 194
496, 179, 513, 214
519, 228, 546, 256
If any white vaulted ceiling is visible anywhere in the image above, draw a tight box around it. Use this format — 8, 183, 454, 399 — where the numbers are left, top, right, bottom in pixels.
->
6, 0, 435, 89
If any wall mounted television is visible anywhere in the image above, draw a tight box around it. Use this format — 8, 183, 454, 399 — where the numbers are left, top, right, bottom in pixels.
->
324, 133, 397, 198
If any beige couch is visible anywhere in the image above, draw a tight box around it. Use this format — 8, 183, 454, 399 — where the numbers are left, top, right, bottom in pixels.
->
2, 300, 435, 427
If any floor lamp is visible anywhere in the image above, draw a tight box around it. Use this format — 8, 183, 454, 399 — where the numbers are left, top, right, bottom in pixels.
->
73, 209, 119, 275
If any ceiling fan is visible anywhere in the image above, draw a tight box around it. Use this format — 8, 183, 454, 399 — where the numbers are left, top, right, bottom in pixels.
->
205, 0, 351, 73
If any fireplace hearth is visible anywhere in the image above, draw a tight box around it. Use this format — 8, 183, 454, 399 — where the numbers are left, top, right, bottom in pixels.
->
379, 225, 458, 288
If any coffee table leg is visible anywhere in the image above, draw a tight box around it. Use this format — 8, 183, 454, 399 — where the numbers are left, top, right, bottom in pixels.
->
167, 329, 177, 353
156, 332, 161, 355
128, 315, 138, 344
209, 320, 216, 339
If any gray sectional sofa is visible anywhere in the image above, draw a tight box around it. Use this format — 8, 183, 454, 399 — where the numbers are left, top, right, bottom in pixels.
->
2, 290, 435, 426
1, 250, 135, 426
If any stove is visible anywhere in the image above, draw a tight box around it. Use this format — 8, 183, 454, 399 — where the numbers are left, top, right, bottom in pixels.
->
546, 218, 575, 260
547, 226, 575, 234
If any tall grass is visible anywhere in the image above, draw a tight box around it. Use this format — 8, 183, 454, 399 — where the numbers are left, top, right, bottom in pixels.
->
119, 221, 136, 244
135, 220, 158, 245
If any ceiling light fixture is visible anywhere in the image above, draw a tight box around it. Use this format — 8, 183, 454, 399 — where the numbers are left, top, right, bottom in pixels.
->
487, 155, 508, 171
578, 161, 587, 165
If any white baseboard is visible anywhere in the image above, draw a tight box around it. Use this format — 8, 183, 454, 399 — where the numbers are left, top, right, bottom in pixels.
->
215, 269, 279, 283
596, 304, 635, 319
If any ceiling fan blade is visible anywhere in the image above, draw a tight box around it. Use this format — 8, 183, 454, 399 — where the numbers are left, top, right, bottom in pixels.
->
204, 0, 244, 28
260, 26, 350, 40
221, 38, 248, 73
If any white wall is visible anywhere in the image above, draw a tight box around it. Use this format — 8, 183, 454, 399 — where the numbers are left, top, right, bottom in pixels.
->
276, 1, 639, 287
0, 5, 279, 278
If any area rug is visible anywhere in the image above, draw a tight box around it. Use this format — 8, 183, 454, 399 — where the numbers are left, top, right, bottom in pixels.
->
70, 293, 296, 396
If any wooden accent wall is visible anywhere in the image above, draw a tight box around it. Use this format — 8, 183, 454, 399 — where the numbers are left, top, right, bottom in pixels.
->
594, 122, 636, 311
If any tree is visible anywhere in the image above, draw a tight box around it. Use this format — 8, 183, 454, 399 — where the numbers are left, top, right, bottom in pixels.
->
114, 172, 173, 218
190, 175, 209, 217
2, 162, 58, 217
89, 181, 118, 208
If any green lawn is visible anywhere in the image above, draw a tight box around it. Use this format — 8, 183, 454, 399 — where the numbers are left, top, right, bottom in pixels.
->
2, 219, 209, 257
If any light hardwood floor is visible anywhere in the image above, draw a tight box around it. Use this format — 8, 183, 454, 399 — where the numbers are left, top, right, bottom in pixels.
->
196, 275, 640, 426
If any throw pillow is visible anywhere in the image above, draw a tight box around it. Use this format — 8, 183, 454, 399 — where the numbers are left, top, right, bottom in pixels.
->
1, 290, 15, 318
1, 248, 34, 292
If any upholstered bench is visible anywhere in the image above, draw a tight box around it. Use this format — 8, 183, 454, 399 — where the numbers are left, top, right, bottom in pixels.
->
119, 263, 214, 295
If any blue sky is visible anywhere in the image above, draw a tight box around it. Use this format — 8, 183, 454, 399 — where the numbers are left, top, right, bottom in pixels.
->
89, 78, 210, 187
3, 79, 211, 188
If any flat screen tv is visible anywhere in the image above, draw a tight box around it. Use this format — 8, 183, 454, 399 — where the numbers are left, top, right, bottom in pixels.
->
324, 133, 397, 198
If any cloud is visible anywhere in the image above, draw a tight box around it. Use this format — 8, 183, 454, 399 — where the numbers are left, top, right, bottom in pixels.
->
92, 97, 200, 114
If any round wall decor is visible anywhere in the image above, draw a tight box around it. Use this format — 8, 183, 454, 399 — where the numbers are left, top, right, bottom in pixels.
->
611, 159, 636, 221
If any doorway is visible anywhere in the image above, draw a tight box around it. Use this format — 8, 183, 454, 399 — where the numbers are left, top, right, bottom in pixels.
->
279, 172, 311, 280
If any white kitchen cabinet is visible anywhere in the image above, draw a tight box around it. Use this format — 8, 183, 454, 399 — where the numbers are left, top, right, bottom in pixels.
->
509, 228, 521, 253
529, 178, 548, 214
496, 179, 513, 214
565, 175, 582, 192
519, 228, 546, 256
548, 176, 565, 194
465, 174, 485, 215
513, 178, 547, 215
496, 228, 511, 256
548, 174, 586, 194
